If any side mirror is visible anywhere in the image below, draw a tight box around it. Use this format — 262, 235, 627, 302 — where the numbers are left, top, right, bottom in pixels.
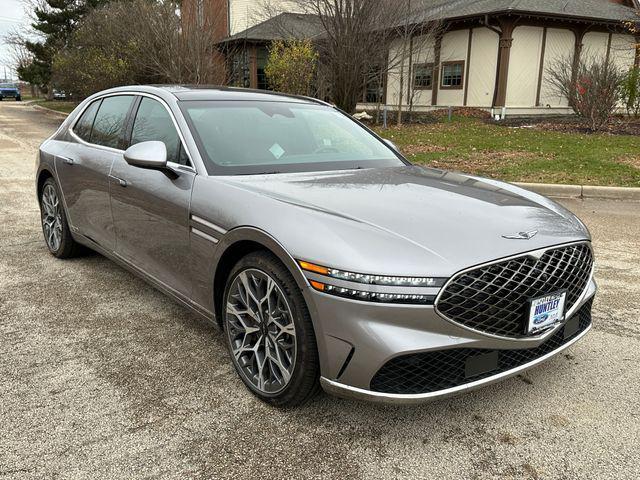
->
383, 138, 400, 152
124, 141, 167, 169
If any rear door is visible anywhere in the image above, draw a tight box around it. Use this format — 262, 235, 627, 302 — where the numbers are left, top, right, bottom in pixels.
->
109, 95, 195, 296
56, 95, 135, 250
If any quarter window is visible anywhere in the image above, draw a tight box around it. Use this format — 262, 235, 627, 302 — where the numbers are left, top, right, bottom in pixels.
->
73, 99, 101, 142
441, 61, 465, 89
90, 95, 134, 149
413, 63, 434, 89
131, 97, 188, 166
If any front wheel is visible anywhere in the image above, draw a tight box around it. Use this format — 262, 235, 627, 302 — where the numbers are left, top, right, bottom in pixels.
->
16, 95, 21, 101
223, 251, 320, 407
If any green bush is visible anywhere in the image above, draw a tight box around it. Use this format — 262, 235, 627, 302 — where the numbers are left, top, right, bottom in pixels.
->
621, 66, 640, 118
265, 40, 318, 96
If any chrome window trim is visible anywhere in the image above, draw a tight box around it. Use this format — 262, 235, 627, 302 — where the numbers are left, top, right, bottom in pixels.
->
434, 240, 595, 343
69, 91, 197, 173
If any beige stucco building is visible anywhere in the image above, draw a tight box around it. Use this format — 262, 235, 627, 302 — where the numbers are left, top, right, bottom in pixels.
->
187, 0, 640, 115
384, 1, 639, 116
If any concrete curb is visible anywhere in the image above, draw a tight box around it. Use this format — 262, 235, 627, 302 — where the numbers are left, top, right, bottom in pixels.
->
515, 182, 640, 201
31, 104, 70, 118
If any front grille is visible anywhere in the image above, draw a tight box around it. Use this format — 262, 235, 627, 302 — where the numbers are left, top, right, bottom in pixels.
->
436, 243, 593, 338
370, 299, 592, 395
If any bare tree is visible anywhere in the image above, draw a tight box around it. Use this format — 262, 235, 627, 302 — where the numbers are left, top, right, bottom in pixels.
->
260, 0, 441, 114
51, 0, 235, 98
547, 52, 624, 131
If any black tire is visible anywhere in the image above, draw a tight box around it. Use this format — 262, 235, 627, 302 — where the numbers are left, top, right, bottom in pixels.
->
16, 95, 22, 101
40, 177, 83, 258
222, 251, 321, 407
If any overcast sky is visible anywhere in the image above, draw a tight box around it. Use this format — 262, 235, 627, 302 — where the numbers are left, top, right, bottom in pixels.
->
0, 0, 31, 80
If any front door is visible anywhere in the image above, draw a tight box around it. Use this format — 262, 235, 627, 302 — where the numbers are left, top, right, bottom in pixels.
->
56, 96, 134, 251
109, 96, 195, 297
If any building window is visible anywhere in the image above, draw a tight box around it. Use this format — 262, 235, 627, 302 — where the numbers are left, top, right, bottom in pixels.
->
413, 63, 433, 90
257, 47, 269, 90
362, 64, 385, 103
441, 61, 464, 89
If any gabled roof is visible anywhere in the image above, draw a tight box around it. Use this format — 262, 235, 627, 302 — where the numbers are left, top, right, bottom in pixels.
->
226, 0, 638, 44
222, 12, 325, 43
410, 0, 637, 24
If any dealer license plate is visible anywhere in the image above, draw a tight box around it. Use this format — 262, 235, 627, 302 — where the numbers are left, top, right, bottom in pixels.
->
527, 291, 567, 335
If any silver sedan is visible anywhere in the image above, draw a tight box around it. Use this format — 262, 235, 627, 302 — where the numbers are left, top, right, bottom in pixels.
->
36, 86, 596, 406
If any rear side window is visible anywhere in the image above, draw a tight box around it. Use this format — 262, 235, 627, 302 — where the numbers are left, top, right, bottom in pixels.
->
90, 95, 134, 149
131, 97, 188, 165
73, 100, 101, 142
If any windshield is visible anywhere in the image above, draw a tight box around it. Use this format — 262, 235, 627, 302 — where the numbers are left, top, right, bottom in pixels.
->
0, 83, 17, 89
180, 100, 405, 175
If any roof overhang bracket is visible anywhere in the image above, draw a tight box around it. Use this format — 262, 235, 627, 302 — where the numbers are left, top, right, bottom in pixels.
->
481, 15, 502, 35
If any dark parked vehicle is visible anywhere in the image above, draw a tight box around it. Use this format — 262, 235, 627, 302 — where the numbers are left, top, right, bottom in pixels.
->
36, 86, 596, 406
0, 83, 21, 101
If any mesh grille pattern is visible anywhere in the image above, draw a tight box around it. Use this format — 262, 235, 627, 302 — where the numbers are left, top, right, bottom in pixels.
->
370, 299, 592, 395
436, 243, 593, 338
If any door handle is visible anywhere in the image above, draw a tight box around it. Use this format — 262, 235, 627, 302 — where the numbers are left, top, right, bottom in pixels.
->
109, 174, 128, 187
59, 156, 75, 166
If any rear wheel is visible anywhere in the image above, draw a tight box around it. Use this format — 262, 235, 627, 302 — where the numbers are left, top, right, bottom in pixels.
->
222, 251, 320, 407
40, 177, 82, 258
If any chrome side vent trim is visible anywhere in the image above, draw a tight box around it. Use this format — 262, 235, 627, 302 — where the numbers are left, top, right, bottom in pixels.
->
191, 227, 219, 244
191, 215, 227, 235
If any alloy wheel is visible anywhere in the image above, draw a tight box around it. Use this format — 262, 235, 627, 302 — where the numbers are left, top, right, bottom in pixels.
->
225, 269, 297, 394
41, 183, 63, 252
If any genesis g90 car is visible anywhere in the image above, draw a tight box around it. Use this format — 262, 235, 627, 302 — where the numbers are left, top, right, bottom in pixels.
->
36, 86, 596, 406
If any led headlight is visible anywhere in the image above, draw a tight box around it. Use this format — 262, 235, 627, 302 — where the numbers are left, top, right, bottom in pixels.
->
298, 261, 446, 288
299, 261, 446, 305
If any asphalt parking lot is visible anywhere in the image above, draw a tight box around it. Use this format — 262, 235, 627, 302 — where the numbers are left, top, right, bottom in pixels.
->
1, 101, 639, 479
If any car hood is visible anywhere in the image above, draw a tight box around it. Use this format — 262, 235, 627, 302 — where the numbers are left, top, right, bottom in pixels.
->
219, 166, 589, 276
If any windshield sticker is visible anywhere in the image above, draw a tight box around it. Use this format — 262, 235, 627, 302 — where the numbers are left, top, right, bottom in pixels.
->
269, 143, 285, 159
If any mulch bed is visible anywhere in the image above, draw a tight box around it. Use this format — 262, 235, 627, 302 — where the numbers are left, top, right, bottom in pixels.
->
499, 116, 640, 136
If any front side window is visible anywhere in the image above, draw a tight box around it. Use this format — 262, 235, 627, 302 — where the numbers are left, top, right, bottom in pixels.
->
180, 101, 404, 175
131, 97, 188, 165
90, 95, 134, 149
441, 61, 464, 89
414, 63, 433, 89
73, 99, 101, 142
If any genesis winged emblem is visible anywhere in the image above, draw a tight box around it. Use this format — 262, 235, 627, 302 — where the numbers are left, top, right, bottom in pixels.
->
502, 230, 538, 240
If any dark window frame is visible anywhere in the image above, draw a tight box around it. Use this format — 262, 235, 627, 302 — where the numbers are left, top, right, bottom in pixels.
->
124, 95, 193, 168
71, 98, 102, 143
413, 63, 434, 90
440, 60, 465, 90
87, 95, 136, 150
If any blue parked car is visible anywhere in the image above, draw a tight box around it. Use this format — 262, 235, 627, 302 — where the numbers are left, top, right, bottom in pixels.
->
0, 83, 22, 101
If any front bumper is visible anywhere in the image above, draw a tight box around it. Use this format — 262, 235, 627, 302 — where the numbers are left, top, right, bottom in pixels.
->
305, 278, 596, 404
320, 322, 591, 404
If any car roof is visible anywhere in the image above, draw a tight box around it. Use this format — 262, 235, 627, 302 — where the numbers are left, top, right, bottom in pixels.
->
96, 84, 330, 106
